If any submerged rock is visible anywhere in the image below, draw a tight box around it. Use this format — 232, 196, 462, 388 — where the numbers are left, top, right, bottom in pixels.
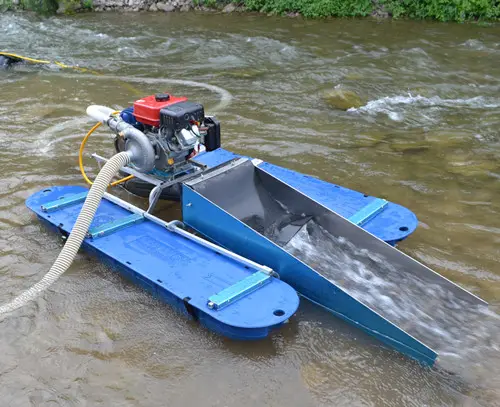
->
424, 130, 473, 149
390, 141, 431, 154
322, 89, 365, 110
408, 87, 432, 97
446, 153, 498, 177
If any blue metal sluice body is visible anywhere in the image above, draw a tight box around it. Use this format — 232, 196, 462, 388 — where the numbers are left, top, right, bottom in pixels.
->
181, 157, 486, 366
26, 186, 300, 340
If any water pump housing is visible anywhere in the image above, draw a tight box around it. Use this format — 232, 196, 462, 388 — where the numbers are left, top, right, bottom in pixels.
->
115, 92, 221, 178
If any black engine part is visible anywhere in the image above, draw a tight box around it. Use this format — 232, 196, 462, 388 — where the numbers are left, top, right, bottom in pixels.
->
204, 117, 221, 152
160, 101, 205, 132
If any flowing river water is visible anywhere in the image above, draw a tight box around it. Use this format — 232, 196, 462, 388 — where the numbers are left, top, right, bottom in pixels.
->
1, 11, 500, 407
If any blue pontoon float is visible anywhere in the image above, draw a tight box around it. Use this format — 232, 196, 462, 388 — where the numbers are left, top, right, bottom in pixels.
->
18, 92, 487, 368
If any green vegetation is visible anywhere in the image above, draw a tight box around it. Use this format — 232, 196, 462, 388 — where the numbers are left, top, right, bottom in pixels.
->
243, 0, 372, 17
60, 0, 92, 12
0, 0, 92, 13
381, 0, 500, 22
0, 0, 59, 13
199, 0, 500, 21
194, 0, 218, 6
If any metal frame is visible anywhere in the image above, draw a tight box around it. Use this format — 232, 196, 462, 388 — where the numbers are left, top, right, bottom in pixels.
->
184, 157, 249, 187
92, 153, 204, 214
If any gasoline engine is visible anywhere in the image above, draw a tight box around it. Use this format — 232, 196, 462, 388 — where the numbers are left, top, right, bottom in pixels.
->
113, 93, 221, 178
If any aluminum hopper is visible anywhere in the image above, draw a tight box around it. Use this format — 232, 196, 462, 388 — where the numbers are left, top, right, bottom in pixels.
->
181, 157, 488, 366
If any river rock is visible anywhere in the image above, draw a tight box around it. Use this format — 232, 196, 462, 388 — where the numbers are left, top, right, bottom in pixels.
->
180, 3, 191, 11
222, 3, 236, 12
322, 89, 365, 110
157, 2, 175, 11
149, 3, 158, 10
372, 8, 389, 18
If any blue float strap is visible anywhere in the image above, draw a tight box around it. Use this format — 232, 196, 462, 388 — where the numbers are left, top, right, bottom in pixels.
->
348, 198, 388, 227
40, 191, 88, 213
207, 271, 272, 311
87, 213, 145, 239
41, 191, 144, 239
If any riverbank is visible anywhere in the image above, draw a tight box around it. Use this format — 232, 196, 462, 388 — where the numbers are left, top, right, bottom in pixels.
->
2, 0, 499, 22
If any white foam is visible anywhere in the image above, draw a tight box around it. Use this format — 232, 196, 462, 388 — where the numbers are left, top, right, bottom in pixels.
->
284, 220, 500, 381
348, 94, 500, 122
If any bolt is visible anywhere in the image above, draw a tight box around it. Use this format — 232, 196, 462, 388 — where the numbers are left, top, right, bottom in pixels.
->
207, 301, 215, 309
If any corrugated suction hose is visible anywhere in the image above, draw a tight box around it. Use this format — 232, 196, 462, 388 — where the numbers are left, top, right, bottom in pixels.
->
0, 152, 131, 317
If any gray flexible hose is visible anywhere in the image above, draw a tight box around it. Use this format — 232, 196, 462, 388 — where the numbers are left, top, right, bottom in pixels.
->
0, 152, 131, 317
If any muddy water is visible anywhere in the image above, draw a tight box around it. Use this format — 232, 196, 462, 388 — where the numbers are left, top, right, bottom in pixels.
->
1, 11, 500, 407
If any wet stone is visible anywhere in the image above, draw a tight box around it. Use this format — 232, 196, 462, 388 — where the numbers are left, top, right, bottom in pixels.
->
222, 3, 236, 13
322, 89, 366, 111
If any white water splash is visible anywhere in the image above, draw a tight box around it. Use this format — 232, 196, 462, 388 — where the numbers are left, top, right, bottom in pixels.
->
284, 220, 500, 384
348, 94, 500, 122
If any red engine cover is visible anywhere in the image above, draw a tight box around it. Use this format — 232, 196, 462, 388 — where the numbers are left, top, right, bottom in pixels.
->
133, 93, 188, 127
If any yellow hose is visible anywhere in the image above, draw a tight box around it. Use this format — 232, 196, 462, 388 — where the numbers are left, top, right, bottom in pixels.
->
79, 115, 135, 187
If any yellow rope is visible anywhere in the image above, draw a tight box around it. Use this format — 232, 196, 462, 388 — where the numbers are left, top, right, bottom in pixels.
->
0, 52, 52, 64
79, 113, 135, 187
